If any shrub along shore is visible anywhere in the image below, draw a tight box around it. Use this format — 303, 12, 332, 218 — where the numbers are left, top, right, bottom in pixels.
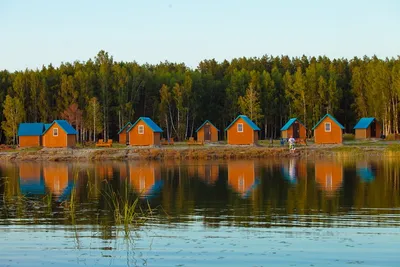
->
0, 140, 398, 162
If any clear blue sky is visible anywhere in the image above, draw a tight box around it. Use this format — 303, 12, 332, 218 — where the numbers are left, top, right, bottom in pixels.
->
1, 0, 399, 71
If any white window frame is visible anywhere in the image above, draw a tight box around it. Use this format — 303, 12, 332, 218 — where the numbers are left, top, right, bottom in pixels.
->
53, 128, 59, 137
324, 122, 331, 132
237, 123, 244, 133
138, 125, 144, 135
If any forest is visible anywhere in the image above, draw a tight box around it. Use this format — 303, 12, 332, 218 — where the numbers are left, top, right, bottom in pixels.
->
1, 51, 400, 144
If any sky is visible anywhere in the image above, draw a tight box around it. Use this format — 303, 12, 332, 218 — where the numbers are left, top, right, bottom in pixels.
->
1, 0, 399, 71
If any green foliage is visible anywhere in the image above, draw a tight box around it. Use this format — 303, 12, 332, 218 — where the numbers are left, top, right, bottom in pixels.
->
1, 95, 25, 144
3, 52, 400, 144
343, 133, 355, 141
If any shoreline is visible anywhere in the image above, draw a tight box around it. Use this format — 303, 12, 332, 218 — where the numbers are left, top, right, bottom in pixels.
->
0, 143, 394, 162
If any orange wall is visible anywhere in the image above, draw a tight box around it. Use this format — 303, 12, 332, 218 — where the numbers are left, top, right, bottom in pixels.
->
67, 135, 76, 147
315, 161, 343, 193
355, 123, 382, 139
43, 164, 70, 195
129, 122, 160, 146
227, 118, 258, 145
281, 123, 306, 139
314, 117, 343, 144
355, 129, 367, 139
228, 161, 256, 197
43, 123, 76, 148
119, 132, 127, 144
129, 162, 160, 194
197, 124, 219, 142
19, 136, 41, 147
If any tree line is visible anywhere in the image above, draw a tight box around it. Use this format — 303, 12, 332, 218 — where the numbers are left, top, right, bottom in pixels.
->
1, 51, 400, 144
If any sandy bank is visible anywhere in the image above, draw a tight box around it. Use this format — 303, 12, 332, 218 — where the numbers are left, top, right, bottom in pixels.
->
0, 143, 392, 162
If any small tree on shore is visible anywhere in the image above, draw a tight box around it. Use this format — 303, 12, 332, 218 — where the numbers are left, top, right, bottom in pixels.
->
2, 95, 25, 144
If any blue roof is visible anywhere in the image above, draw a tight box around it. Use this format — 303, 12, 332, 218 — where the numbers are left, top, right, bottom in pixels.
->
353, 118, 377, 129
17, 123, 45, 136
280, 118, 306, 131
195, 120, 219, 132
312, 114, 345, 130
127, 117, 163, 133
44, 124, 51, 130
42, 120, 78, 135
117, 122, 132, 134
225, 115, 261, 131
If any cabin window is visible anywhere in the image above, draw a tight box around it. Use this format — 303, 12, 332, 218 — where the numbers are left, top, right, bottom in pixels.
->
324, 122, 331, 132
138, 125, 144, 134
237, 123, 243, 132
53, 128, 58, 137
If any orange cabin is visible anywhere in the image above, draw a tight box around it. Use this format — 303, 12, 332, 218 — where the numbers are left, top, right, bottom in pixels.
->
118, 122, 132, 145
17, 123, 46, 147
196, 120, 219, 143
129, 162, 161, 195
228, 161, 260, 198
312, 114, 344, 144
315, 161, 343, 194
225, 115, 260, 145
353, 117, 382, 139
42, 120, 77, 148
127, 117, 163, 146
280, 118, 307, 139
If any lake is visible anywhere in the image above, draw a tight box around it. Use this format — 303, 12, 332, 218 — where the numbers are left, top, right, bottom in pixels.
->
0, 158, 399, 266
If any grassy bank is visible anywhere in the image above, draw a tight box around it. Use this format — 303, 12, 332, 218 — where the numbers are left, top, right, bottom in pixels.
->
1, 139, 399, 161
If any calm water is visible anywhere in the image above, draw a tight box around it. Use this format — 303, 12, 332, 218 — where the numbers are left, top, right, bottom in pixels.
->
0, 158, 399, 266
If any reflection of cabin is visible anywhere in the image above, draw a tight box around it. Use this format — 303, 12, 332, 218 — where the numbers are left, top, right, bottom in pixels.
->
43, 164, 72, 199
96, 165, 114, 180
118, 122, 132, 145
315, 161, 343, 193
196, 120, 219, 143
225, 115, 260, 145
353, 118, 382, 139
127, 117, 163, 146
227, 161, 260, 198
197, 163, 219, 184
129, 162, 162, 196
18, 123, 45, 147
42, 120, 78, 148
19, 162, 45, 195
356, 161, 376, 182
280, 118, 306, 139
312, 114, 344, 144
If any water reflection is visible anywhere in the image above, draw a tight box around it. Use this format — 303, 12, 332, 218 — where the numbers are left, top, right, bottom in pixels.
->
19, 162, 45, 196
129, 161, 163, 198
315, 160, 343, 194
281, 159, 308, 184
0, 158, 399, 230
227, 160, 260, 198
356, 161, 376, 182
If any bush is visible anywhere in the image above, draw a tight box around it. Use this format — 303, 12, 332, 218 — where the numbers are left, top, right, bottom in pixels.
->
343, 133, 355, 141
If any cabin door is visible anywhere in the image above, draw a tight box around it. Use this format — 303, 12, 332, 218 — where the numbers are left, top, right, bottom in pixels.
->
370, 120, 377, 138
204, 125, 211, 141
293, 122, 300, 138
